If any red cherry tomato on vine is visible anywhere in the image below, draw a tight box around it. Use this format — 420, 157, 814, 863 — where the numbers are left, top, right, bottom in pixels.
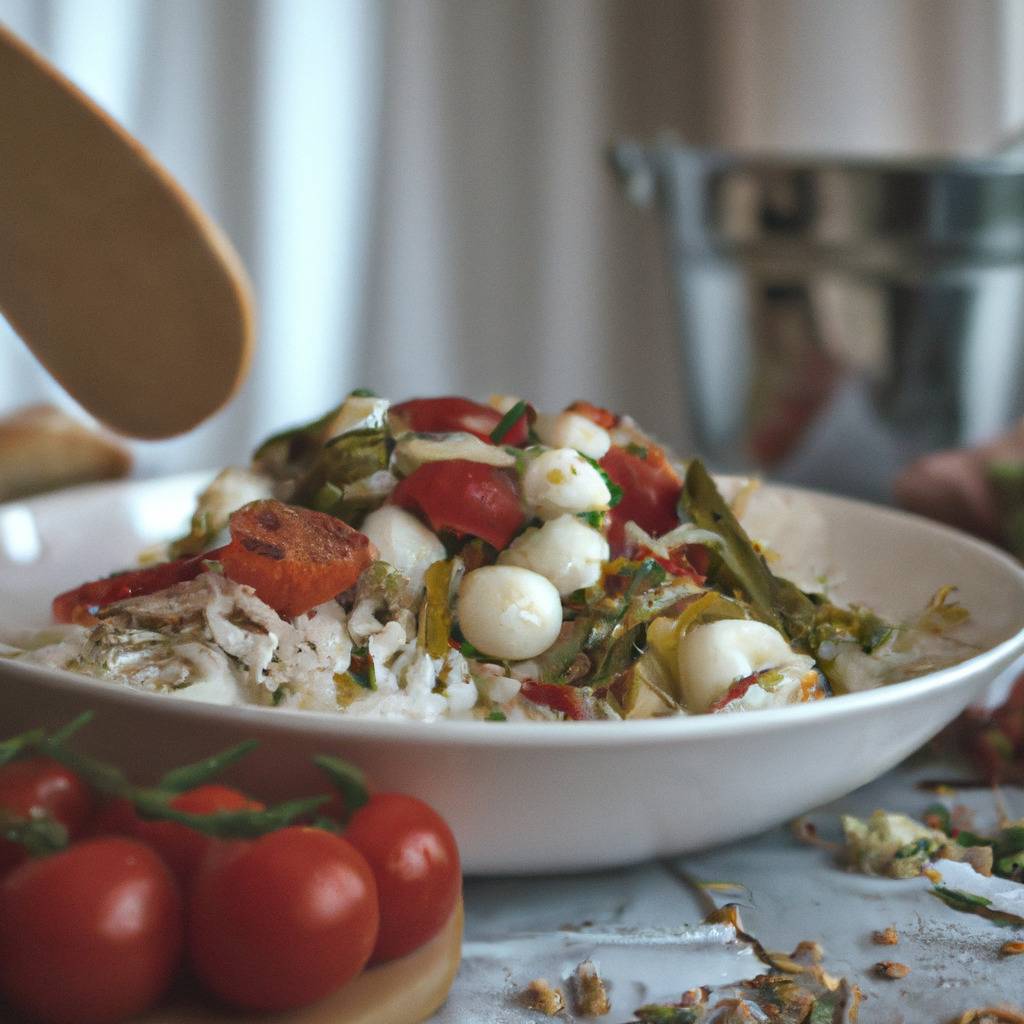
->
391, 459, 525, 550
188, 827, 379, 1012
90, 785, 265, 884
391, 396, 529, 445
0, 756, 93, 876
344, 793, 461, 963
600, 443, 683, 555
0, 837, 184, 1024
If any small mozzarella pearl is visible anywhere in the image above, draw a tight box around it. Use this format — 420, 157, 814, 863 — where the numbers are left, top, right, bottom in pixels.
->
521, 448, 611, 520
676, 619, 798, 712
534, 411, 611, 460
498, 514, 609, 596
458, 566, 562, 660
360, 506, 446, 594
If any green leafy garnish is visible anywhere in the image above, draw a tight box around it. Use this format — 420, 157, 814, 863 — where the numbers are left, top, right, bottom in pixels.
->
486, 710, 506, 721
489, 400, 528, 443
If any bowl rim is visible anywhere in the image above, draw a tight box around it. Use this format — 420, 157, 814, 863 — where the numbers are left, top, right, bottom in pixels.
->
3, 471, 1024, 750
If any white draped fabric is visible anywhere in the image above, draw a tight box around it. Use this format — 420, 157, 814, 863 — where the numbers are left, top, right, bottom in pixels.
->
1, 0, 1020, 475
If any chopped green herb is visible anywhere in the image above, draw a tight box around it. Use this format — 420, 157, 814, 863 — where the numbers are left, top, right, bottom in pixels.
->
490, 400, 528, 443
583, 454, 622, 507
486, 710, 506, 721
625, 442, 649, 460
349, 387, 377, 398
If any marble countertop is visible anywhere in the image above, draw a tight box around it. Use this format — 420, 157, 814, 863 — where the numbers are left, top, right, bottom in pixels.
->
433, 754, 1024, 1022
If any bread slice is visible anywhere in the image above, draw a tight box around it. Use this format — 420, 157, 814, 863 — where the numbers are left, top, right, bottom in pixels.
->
0, 404, 131, 502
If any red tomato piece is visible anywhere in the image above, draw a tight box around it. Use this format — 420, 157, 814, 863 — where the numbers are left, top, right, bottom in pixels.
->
99, 784, 264, 884
600, 444, 683, 556
391, 396, 529, 446
0, 757, 94, 877
519, 679, 599, 720
0, 838, 184, 1024
219, 500, 377, 619
566, 400, 618, 430
344, 793, 461, 963
390, 460, 525, 550
188, 827, 379, 1012
52, 551, 217, 624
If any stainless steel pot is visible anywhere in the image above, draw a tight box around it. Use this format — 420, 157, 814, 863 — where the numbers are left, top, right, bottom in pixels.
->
611, 137, 1024, 501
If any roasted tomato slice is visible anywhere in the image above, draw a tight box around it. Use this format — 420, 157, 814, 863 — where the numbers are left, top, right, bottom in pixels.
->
600, 444, 683, 556
219, 500, 376, 619
52, 552, 217, 624
390, 460, 525, 550
390, 397, 529, 446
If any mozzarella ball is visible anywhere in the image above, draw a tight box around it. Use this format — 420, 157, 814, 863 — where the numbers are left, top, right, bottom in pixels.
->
676, 619, 796, 712
458, 566, 562, 660
498, 514, 609, 596
360, 506, 446, 595
521, 448, 611, 520
487, 394, 523, 415
533, 411, 611, 460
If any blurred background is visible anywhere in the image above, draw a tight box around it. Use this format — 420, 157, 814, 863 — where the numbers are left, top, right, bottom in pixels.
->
2, 0, 1023, 495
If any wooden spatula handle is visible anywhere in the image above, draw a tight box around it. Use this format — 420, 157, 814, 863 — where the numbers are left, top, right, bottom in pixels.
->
0, 23, 254, 439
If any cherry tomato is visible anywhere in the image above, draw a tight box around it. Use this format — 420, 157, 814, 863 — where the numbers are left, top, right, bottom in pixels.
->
600, 443, 683, 555
188, 827, 379, 1011
89, 785, 265, 884
219, 500, 376, 619
52, 551, 218, 624
84, 796, 139, 839
390, 396, 529, 446
0, 757, 93, 876
390, 460, 525, 550
344, 793, 461, 962
0, 838, 184, 1024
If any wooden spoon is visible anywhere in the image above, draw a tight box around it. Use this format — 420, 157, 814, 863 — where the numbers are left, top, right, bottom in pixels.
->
0, 23, 254, 440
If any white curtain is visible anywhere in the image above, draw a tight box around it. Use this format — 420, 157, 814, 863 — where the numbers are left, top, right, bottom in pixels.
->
1, 0, 1020, 476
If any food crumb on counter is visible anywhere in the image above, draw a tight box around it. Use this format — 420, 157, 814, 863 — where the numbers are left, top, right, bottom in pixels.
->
523, 978, 565, 1015
571, 959, 611, 1016
874, 960, 910, 980
955, 1008, 1024, 1024
999, 940, 1024, 957
872, 926, 899, 946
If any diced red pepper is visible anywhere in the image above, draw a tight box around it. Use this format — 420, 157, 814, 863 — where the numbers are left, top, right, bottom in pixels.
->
390, 396, 528, 446
519, 679, 599, 720
600, 443, 683, 556
390, 460, 525, 550
707, 671, 760, 712
218, 500, 376, 619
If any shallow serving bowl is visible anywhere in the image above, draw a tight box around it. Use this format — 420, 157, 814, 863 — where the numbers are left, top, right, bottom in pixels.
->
1, 472, 1023, 874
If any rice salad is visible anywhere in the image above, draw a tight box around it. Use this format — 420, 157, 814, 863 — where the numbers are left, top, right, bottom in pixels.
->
2, 392, 971, 722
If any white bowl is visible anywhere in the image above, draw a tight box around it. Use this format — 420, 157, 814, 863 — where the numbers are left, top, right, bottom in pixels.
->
1, 473, 1023, 875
